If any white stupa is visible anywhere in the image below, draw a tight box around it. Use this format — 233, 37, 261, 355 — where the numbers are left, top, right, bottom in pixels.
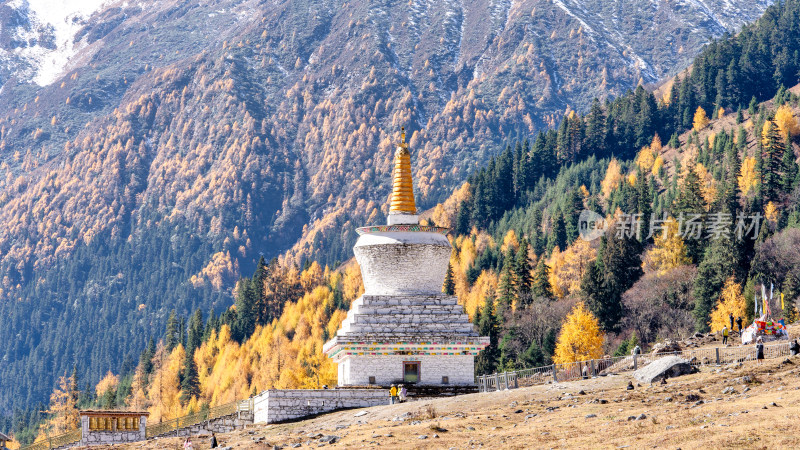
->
323, 128, 489, 387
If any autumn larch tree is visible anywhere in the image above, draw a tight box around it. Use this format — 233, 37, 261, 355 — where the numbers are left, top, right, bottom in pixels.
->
709, 277, 747, 332
553, 302, 605, 364
693, 106, 710, 132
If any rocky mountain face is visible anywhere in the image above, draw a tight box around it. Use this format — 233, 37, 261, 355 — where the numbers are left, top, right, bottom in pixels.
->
0, 0, 773, 412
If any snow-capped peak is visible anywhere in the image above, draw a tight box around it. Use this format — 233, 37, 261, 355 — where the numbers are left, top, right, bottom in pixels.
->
7, 0, 112, 86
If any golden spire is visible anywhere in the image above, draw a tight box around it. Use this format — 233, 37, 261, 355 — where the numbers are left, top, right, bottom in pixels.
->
389, 127, 417, 215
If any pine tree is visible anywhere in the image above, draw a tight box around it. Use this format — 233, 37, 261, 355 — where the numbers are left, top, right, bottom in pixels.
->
531, 259, 553, 300
165, 310, 179, 352
782, 141, 798, 192
475, 293, 499, 375
585, 98, 607, 156
186, 309, 203, 356
761, 120, 786, 201
673, 160, 707, 263
547, 210, 567, 255
443, 262, 456, 295
515, 238, 533, 301
234, 278, 257, 342
497, 249, 517, 316
179, 353, 200, 405
693, 233, 737, 332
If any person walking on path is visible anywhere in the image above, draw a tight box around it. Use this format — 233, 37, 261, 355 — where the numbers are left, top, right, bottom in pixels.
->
722, 326, 729, 345
736, 316, 743, 332
183, 437, 193, 450
389, 384, 398, 404
210, 432, 218, 448
729, 313, 734, 332
399, 384, 407, 403
756, 337, 765, 365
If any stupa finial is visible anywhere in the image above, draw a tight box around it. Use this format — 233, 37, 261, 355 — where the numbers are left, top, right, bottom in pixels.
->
389, 127, 416, 216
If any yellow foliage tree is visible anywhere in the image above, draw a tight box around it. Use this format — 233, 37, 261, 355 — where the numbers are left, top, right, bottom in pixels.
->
642, 218, 691, 274
636, 147, 655, 172
774, 104, 800, 140
36, 374, 79, 440
553, 302, 605, 364
717, 107, 725, 119
548, 239, 597, 299
765, 201, 779, 224
601, 158, 622, 198
693, 162, 716, 205
693, 106, 709, 131
738, 156, 758, 196
651, 155, 664, 176
95, 371, 119, 398
709, 277, 747, 333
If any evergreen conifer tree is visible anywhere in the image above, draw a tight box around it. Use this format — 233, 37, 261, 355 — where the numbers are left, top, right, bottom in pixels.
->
515, 238, 533, 301
475, 293, 499, 375
165, 311, 179, 352
762, 120, 786, 201
531, 259, 553, 300
443, 262, 456, 295
179, 353, 200, 405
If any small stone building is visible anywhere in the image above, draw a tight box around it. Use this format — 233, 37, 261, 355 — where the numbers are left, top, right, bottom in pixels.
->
78, 410, 149, 446
0, 431, 10, 450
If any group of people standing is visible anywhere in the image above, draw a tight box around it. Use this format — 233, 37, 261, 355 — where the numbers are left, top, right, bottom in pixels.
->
721, 313, 745, 345
389, 384, 407, 404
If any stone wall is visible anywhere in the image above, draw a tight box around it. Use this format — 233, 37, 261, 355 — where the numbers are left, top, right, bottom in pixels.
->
145, 412, 253, 440
253, 389, 387, 424
77, 415, 147, 447
338, 354, 475, 386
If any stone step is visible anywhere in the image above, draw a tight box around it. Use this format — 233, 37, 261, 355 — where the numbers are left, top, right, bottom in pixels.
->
341, 324, 477, 334
357, 295, 459, 306
351, 304, 466, 315
351, 313, 471, 324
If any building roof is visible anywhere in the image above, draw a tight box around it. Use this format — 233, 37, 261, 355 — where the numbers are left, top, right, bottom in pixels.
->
0, 431, 9, 441
79, 410, 150, 417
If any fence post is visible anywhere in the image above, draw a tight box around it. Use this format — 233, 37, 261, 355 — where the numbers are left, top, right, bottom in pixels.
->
633, 354, 638, 370
504, 371, 510, 390
715, 347, 720, 365
514, 372, 518, 389
591, 359, 597, 378
552, 364, 557, 382
494, 372, 500, 391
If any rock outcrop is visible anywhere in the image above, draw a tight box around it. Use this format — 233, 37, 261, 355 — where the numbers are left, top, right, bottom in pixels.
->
633, 356, 698, 384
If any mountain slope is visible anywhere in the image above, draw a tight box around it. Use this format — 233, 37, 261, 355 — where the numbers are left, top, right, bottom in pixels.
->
0, 0, 776, 414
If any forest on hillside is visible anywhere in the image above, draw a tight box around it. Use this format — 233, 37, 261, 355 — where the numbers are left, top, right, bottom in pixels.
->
4, 0, 800, 445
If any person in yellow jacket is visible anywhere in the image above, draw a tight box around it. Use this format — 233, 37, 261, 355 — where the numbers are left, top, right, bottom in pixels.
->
722, 326, 729, 345
389, 384, 398, 404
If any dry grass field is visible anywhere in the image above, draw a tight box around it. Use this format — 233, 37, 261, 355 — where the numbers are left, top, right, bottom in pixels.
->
100, 351, 800, 450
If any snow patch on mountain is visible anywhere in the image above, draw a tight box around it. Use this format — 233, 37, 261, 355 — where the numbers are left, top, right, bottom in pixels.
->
6, 0, 111, 85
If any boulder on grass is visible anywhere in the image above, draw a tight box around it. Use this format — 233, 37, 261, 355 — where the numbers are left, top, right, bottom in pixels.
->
633, 355, 698, 384
650, 339, 682, 355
